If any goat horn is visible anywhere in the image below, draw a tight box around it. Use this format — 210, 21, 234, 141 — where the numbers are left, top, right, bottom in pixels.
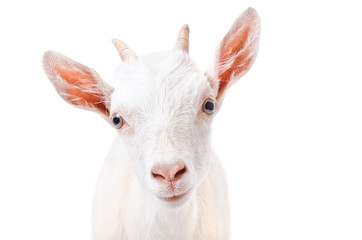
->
112, 39, 137, 61
174, 24, 189, 53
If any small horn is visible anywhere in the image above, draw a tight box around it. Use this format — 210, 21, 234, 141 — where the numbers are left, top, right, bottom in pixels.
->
174, 24, 189, 53
112, 39, 137, 61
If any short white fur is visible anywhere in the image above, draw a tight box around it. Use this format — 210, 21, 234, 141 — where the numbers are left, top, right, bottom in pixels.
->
42, 7, 261, 240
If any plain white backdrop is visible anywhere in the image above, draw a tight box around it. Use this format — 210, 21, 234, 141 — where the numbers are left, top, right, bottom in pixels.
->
0, 0, 361, 239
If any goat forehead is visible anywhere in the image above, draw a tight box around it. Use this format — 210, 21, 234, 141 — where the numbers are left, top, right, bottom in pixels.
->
111, 52, 211, 123
136, 75, 206, 128
152, 51, 207, 100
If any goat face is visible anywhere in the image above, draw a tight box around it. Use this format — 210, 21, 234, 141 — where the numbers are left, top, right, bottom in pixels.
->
43, 7, 260, 208
109, 51, 215, 206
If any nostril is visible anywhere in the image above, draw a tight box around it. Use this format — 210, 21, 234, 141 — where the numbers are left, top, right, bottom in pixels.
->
152, 172, 166, 181
151, 165, 173, 184
173, 165, 186, 181
170, 163, 186, 181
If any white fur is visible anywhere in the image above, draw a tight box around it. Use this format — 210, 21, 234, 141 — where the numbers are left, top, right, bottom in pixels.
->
43, 7, 260, 240
91, 51, 229, 239
93, 134, 229, 239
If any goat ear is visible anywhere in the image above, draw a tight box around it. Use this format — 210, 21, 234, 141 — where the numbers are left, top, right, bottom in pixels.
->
207, 8, 260, 100
43, 51, 114, 117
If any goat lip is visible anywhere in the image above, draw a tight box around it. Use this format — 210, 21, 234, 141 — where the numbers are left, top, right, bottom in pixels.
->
158, 190, 190, 202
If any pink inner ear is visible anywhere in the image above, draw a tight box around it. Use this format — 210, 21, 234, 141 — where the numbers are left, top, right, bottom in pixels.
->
217, 26, 252, 98
55, 64, 110, 116
215, 8, 260, 99
219, 26, 251, 80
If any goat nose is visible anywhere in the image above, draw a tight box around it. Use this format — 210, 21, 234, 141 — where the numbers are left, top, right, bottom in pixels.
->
151, 163, 186, 184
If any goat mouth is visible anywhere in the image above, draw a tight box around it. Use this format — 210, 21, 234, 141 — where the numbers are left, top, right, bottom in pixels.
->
159, 190, 190, 202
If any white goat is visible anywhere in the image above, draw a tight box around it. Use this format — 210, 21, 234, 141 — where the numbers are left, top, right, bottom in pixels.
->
43, 7, 260, 240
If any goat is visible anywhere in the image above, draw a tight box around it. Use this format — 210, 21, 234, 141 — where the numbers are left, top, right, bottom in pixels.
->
42, 7, 260, 240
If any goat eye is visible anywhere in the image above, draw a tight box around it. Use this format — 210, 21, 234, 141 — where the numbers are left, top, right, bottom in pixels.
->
110, 113, 124, 129
202, 98, 215, 115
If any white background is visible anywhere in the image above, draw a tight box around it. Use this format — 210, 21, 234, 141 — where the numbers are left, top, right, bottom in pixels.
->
0, 0, 361, 239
